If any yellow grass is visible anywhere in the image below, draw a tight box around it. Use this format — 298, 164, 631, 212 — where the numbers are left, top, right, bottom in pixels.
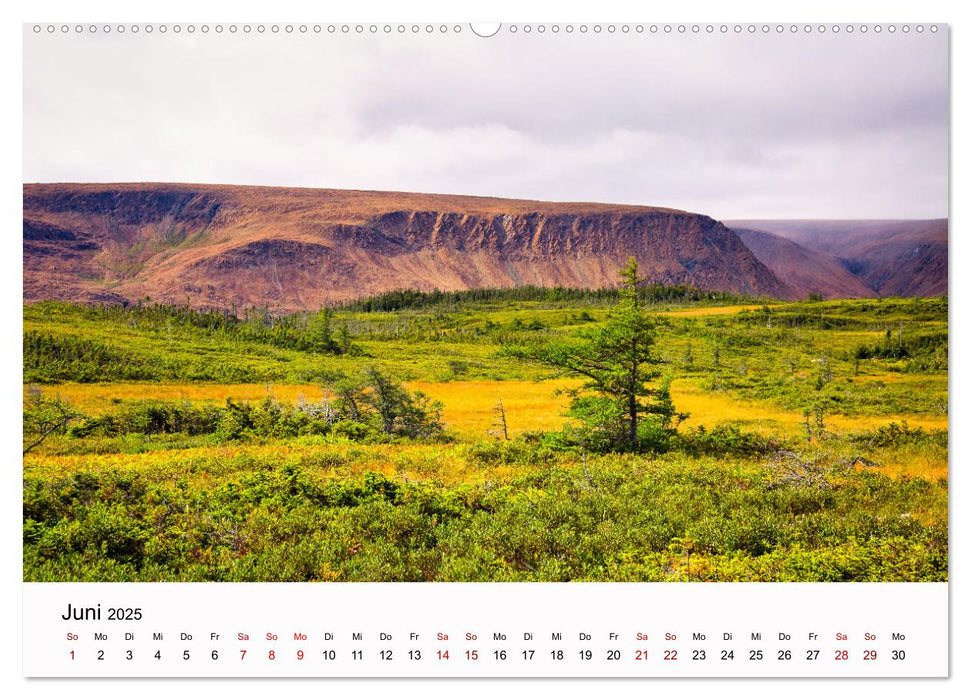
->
32, 380, 575, 439
658, 304, 774, 318
410, 380, 574, 437
670, 380, 947, 433
22, 441, 552, 487
863, 453, 948, 483
30, 378, 947, 479
34, 378, 948, 435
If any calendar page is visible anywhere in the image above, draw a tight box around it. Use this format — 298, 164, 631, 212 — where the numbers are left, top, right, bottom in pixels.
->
20, 15, 950, 682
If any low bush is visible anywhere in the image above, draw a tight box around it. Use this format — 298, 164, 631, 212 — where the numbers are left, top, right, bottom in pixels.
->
23, 458, 947, 582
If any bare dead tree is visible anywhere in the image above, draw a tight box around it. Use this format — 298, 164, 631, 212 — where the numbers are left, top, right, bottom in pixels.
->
23, 393, 80, 455
582, 449, 597, 489
493, 398, 509, 440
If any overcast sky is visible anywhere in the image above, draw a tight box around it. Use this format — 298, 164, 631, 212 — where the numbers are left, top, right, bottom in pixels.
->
23, 26, 948, 219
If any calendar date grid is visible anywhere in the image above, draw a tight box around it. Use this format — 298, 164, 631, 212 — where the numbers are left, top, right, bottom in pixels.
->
61, 627, 912, 672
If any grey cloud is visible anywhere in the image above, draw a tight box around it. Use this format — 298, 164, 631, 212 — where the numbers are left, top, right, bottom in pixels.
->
23, 27, 948, 219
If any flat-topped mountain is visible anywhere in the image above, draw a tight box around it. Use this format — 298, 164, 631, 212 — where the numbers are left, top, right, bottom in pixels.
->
23, 183, 793, 311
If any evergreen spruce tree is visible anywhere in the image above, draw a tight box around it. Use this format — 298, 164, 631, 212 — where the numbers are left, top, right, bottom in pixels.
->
530, 257, 684, 451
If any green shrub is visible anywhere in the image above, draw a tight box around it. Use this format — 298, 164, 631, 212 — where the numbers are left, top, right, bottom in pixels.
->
23, 460, 947, 583
678, 424, 786, 457
850, 421, 948, 449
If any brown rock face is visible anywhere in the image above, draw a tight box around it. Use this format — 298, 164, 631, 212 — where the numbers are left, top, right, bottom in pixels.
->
732, 227, 877, 300
23, 183, 794, 312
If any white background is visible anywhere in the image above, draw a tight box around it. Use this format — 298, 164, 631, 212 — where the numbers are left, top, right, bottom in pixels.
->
22, 583, 951, 677
2, 0, 965, 698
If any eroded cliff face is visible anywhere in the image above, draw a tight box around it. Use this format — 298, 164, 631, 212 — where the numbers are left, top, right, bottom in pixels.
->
23, 183, 794, 312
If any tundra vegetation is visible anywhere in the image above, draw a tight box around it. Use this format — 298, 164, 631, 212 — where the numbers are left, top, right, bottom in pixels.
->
23, 270, 947, 582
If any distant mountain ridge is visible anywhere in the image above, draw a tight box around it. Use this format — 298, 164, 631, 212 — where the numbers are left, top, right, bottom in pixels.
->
731, 227, 876, 300
22, 184, 947, 312
725, 219, 948, 298
23, 183, 792, 312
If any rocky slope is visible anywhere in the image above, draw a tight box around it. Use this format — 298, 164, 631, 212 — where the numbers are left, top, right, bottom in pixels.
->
24, 183, 794, 312
726, 219, 948, 298
732, 227, 877, 300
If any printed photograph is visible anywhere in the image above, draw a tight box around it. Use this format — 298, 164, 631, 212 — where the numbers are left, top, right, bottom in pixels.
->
23, 25, 948, 582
